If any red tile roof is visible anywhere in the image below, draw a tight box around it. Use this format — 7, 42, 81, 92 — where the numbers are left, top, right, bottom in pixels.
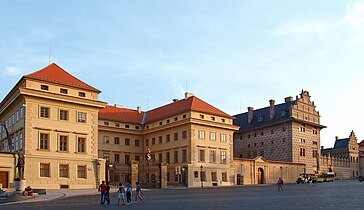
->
99, 105, 144, 124
98, 96, 233, 125
145, 96, 233, 123
25, 63, 100, 92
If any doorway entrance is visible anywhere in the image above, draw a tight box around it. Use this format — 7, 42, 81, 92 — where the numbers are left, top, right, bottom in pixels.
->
0, 171, 9, 188
257, 168, 264, 184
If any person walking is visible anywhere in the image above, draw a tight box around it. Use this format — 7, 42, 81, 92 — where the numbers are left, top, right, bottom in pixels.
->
134, 182, 144, 203
104, 181, 111, 205
117, 183, 126, 205
126, 183, 132, 205
98, 181, 107, 204
277, 177, 284, 191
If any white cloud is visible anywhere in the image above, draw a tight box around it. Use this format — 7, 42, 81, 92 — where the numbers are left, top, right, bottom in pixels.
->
3, 67, 26, 76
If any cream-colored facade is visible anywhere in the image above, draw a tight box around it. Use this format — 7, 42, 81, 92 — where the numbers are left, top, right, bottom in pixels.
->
98, 95, 240, 188
0, 64, 106, 189
234, 157, 305, 185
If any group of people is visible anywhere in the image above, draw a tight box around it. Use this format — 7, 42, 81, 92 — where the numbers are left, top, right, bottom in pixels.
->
98, 181, 144, 205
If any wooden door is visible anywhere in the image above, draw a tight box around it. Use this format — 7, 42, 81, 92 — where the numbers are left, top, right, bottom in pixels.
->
0, 171, 9, 188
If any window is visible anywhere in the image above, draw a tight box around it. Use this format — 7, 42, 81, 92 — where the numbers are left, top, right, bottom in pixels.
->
222, 172, 227, 182
211, 172, 217, 182
261, 142, 264, 146
125, 155, 130, 164
182, 131, 187, 139
40, 107, 50, 118
183, 114, 187, 119
59, 110, 68, 120
19, 133, 23, 150
104, 122, 109, 125
174, 151, 178, 163
194, 171, 199, 178
114, 154, 120, 163
41, 85, 49, 91
40, 163, 50, 177
104, 136, 110, 144
20, 107, 24, 118
221, 118, 225, 123
76, 112, 86, 123
248, 134, 250, 138
59, 164, 69, 178
260, 150, 264, 157
211, 116, 215, 121
300, 148, 306, 157
166, 119, 170, 123
254, 133, 257, 137
77, 137, 86, 153
125, 125, 130, 128
135, 139, 140, 147
166, 134, 170, 142
199, 131, 205, 139
159, 136, 162, 144
158, 153, 162, 163
182, 149, 187, 162
146, 139, 149, 146
271, 129, 274, 134
210, 150, 216, 162
114, 137, 120, 145
174, 132, 178, 141
299, 126, 306, 132
135, 155, 140, 162
200, 114, 204, 119
152, 138, 155, 145
59, 135, 68, 151
221, 151, 227, 163
16, 110, 19, 122
135, 126, 140, 130
77, 165, 87, 179
103, 153, 109, 161
40, 133, 49, 150
78, 92, 86, 97
125, 138, 130, 145
12, 114, 14, 124
166, 152, 170, 164
115, 123, 120, 127
312, 150, 317, 158
300, 139, 305, 143
60, 88, 68, 94
174, 117, 178, 121
210, 132, 216, 141
220, 134, 226, 142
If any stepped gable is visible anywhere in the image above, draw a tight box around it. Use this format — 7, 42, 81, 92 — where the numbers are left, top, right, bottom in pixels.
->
25, 63, 100, 92
99, 105, 144, 124
145, 96, 233, 123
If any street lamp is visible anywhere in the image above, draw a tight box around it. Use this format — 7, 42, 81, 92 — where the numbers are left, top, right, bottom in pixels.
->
200, 165, 203, 188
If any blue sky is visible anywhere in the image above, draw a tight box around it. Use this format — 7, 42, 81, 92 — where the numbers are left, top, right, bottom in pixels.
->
1, 0, 363, 147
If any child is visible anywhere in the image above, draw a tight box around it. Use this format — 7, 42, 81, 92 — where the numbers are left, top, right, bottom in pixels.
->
117, 183, 126, 205
134, 182, 144, 203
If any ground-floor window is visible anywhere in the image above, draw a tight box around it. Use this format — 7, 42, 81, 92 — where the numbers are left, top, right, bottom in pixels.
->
211, 172, 217, 182
40, 163, 50, 177
77, 165, 87, 179
222, 172, 227, 182
59, 164, 69, 178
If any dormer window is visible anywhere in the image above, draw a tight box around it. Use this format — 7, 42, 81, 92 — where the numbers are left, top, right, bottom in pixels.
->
200, 114, 204, 119
221, 118, 225, 123
281, 111, 286, 116
41, 85, 49, 91
104, 121, 109, 126
60, 88, 68, 94
258, 116, 263, 122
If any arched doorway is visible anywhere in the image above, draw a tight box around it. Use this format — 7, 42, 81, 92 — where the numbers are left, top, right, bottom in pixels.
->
257, 168, 264, 184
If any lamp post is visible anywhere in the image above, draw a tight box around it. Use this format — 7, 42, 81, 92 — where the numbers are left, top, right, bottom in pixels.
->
146, 148, 151, 189
200, 165, 203, 188
109, 164, 114, 184
96, 161, 101, 187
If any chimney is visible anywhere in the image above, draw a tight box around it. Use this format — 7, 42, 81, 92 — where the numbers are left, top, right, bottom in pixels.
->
335, 136, 339, 141
269, 99, 275, 120
137, 106, 142, 113
185, 92, 194, 99
114, 104, 123, 108
284, 96, 293, 103
247, 107, 254, 124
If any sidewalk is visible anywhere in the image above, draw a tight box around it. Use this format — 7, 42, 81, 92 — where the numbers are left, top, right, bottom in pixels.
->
0, 188, 118, 206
